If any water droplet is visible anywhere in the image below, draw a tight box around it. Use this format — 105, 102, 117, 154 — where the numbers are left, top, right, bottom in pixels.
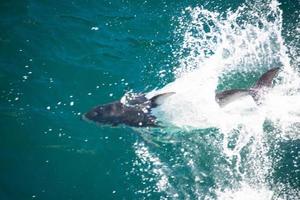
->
91, 27, 99, 31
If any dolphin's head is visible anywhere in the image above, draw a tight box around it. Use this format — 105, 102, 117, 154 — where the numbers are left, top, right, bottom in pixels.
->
82, 92, 175, 127
82, 101, 125, 125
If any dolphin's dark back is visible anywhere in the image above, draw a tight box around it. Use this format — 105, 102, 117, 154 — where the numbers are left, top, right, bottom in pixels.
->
82, 92, 175, 127
83, 68, 280, 127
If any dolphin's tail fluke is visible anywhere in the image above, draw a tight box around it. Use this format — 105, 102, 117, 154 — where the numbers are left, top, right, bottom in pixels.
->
249, 67, 280, 104
216, 67, 280, 106
252, 67, 281, 89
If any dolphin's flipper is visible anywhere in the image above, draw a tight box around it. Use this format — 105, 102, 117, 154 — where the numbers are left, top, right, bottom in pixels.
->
150, 92, 176, 108
216, 89, 250, 107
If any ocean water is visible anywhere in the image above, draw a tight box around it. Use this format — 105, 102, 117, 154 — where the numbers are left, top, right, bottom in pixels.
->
0, 0, 299, 199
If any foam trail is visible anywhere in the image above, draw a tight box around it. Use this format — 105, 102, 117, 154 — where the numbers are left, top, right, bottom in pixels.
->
133, 142, 179, 198
133, 0, 300, 199
216, 183, 278, 200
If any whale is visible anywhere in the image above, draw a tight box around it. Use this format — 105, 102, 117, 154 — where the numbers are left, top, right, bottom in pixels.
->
82, 67, 280, 127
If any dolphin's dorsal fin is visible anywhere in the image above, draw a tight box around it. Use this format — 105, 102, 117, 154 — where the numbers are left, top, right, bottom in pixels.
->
252, 67, 280, 89
150, 92, 176, 108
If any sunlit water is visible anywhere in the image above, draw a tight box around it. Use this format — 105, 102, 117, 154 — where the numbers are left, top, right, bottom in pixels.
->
137, 0, 300, 199
0, 0, 299, 199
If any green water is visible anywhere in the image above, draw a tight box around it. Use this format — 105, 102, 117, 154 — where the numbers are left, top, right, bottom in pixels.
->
0, 0, 299, 199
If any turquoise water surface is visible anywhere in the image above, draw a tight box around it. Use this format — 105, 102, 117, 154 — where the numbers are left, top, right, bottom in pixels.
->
1, 0, 299, 199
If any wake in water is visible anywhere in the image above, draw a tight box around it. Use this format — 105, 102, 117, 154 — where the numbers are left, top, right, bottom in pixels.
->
132, 0, 300, 199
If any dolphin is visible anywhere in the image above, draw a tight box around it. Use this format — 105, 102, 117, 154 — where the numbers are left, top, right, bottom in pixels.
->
215, 67, 280, 106
83, 67, 280, 127
82, 92, 175, 127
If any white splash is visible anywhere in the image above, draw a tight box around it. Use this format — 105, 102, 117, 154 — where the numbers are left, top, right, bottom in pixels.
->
149, 0, 300, 134
133, 0, 299, 199
216, 183, 279, 200
133, 142, 178, 197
